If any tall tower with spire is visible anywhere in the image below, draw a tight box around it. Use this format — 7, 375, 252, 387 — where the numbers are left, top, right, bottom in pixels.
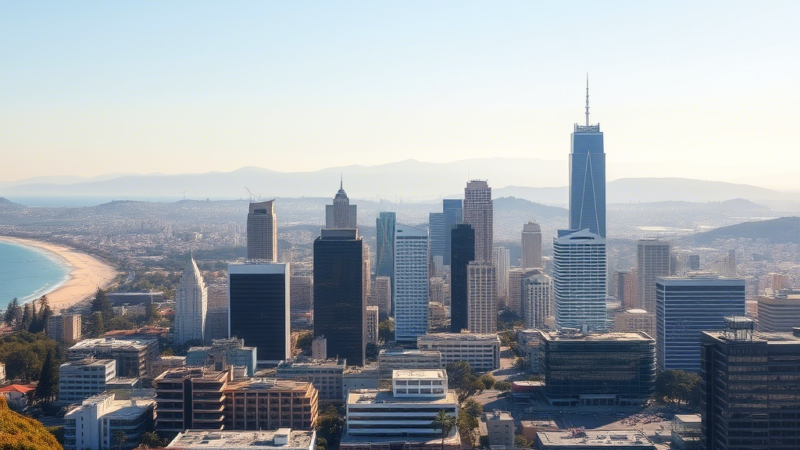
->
325, 179, 358, 228
174, 257, 208, 345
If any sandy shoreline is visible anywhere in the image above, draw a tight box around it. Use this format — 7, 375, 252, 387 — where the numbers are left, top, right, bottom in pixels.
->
0, 236, 119, 314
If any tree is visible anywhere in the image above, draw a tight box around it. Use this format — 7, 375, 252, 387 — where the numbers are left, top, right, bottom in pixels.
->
34, 350, 59, 405
378, 318, 394, 343
316, 405, 344, 446
86, 311, 105, 337
494, 381, 512, 392
446, 361, 483, 403
316, 437, 328, 450
462, 398, 484, 419
140, 431, 169, 449
91, 288, 113, 320
514, 434, 530, 448
431, 410, 457, 450
36, 296, 53, 334
4, 298, 22, 328
458, 409, 479, 447
478, 374, 496, 390
296, 331, 314, 352
655, 370, 703, 406
112, 430, 127, 450
21, 303, 33, 332
145, 303, 160, 325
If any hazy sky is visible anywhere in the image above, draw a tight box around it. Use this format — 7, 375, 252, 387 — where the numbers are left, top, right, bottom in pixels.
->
2, 1, 798, 188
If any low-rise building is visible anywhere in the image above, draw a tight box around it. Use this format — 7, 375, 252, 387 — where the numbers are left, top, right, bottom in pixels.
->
107, 291, 164, 306
58, 359, 117, 404
535, 430, 655, 450
484, 410, 514, 449
64, 392, 155, 450
0, 384, 35, 409
167, 429, 317, 450
671, 414, 701, 450
417, 333, 500, 372
224, 379, 319, 431
47, 313, 82, 342
68, 338, 158, 378
154, 367, 230, 434
520, 421, 558, 443
0, 362, 5, 383
275, 358, 345, 404
151, 355, 187, 379
186, 337, 257, 376
343, 364, 380, 397
378, 349, 442, 380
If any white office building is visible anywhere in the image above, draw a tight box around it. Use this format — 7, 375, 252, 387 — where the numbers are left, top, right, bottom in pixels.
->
417, 333, 500, 372
59, 359, 117, 404
493, 247, 511, 302
467, 261, 497, 333
393, 225, 429, 342
553, 229, 607, 331
174, 257, 208, 346
522, 273, 553, 330
64, 392, 155, 450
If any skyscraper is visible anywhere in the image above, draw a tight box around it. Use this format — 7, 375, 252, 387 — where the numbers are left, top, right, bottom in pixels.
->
450, 224, 475, 333
508, 268, 541, 317
463, 180, 493, 262
174, 257, 208, 346
375, 212, 396, 292
655, 273, 745, 372
442, 199, 463, 266
569, 79, 606, 237
247, 200, 277, 261
325, 180, 357, 228
467, 261, 497, 333
493, 247, 510, 304
522, 273, 553, 330
637, 239, 671, 313
374, 276, 392, 320
613, 270, 637, 310
394, 225, 429, 342
553, 228, 607, 331
521, 221, 543, 269
314, 229, 365, 365
428, 212, 446, 272
228, 262, 290, 363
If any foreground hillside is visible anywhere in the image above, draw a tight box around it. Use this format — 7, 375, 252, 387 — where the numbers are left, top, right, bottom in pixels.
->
0, 398, 63, 450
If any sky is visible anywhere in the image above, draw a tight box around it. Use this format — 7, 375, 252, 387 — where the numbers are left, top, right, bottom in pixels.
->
2, 1, 798, 188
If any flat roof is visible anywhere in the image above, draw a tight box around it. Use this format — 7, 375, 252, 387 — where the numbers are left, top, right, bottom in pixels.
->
393, 369, 446, 379
69, 337, 156, 351
537, 430, 654, 448
419, 333, 500, 342
484, 411, 513, 421
674, 414, 701, 424
60, 358, 115, 367
348, 389, 457, 405
540, 331, 652, 342
379, 349, 441, 357
226, 379, 312, 392
168, 429, 314, 449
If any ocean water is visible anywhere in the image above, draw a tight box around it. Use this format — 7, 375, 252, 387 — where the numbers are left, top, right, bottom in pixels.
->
0, 240, 71, 307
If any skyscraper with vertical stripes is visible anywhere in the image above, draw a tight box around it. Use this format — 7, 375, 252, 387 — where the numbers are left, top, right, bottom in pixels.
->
569, 78, 606, 237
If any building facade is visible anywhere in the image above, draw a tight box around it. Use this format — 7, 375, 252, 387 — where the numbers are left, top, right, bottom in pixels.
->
275, 358, 346, 404
378, 349, 443, 380
376, 212, 396, 301
509, 268, 541, 318
637, 239, 671, 313
484, 411, 515, 449
373, 276, 392, 320
64, 393, 155, 450
186, 337, 257, 376
223, 378, 319, 431
553, 229, 607, 331
493, 247, 511, 304
290, 276, 314, 312
154, 367, 230, 433
613, 309, 656, 338
417, 333, 500, 372
522, 221, 543, 269
394, 225, 430, 342
365, 306, 379, 345
467, 261, 497, 333
175, 257, 208, 346
568, 90, 606, 238
47, 313, 82, 343
522, 273, 553, 330
613, 271, 637, 311
59, 359, 117, 404
68, 338, 158, 378
463, 180, 493, 262
442, 199, 463, 266
756, 289, 800, 332
247, 200, 277, 261
450, 223, 475, 333
326, 181, 357, 228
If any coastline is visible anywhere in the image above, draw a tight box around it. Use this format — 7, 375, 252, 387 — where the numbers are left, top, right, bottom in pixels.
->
0, 236, 119, 314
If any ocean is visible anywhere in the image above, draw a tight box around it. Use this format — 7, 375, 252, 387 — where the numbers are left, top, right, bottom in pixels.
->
0, 240, 71, 307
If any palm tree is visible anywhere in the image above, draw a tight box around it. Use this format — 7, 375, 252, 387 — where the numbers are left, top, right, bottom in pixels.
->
113, 430, 127, 450
431, 410, 457, 450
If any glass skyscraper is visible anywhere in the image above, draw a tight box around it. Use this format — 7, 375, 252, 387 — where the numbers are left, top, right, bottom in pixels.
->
569, 115, 606, 237
450, 223, 475, 333
376, 212, 396, 280
442, 199, 462, 266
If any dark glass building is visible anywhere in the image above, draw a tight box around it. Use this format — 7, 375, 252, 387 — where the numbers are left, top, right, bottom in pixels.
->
314, 229, 366, 366
442, 199, 463, 266
228, 263, 290, 363
450, 223, 474, 333
701, 318, 800, 450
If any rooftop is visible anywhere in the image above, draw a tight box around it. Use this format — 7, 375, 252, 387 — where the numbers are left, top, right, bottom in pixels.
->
226, 378, 313, 392
419, 333, 500, 342
69, 337, 157, 351
484, 410, 513, 421
537, 430, 654, 448
674, 414, 702, 424
623, 309, 649, 315
167, 429, 314, 449
379, 349, 441, 357
60, 358, 115, 367
65, 393, 154, 420
348, 389, 457, 405
392, 369, 446, 380
540, 331, 653, 343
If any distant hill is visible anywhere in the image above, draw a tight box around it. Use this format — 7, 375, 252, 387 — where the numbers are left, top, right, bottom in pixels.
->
494, 197, 567, 220
0, 197, 25, 209
686, 216, 800, 245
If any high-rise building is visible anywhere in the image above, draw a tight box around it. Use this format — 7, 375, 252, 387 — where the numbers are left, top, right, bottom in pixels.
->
637, 239, 671, 313
174, 257, 208, 346
769, 272, 790, 290
429, 212, 446, 271
325, 181, 357, 228
228, 263, 290, 364
508, 268, 541, 317
755, 289, 800, 332
393, 225, 429, 342
442, 199, 462, 266
613, 270, 637, 310
493, 247, 510, 304
314, 229, 366, 366
463, 180, 493, 262
450, 224, 475, 333
205, 278, 229, 343
569, 79, 606, 237
553, 229, 607, 331
614, 309, 656, 338
521, 221, 543, 269
655, 273, 746, 372
373, 276, 391, 320
467, 261, 497, 333
687, 254, 700, 270
365, 306, 379, 345
522, 273, 553, 330
247, 200, 277, 261
375, 212, 396, 278
290, 276, 313, 312
47, 313, 82, 343
701, 319, 800, 450
311, 337, 327, 360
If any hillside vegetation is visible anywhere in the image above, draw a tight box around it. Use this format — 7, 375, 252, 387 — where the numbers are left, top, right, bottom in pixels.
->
0, 397, 63, 450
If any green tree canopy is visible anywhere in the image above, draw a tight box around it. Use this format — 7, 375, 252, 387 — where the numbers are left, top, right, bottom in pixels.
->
655, 370, 702, 406
431, 410, 457, 450
91, 288, 113, 320
316, 405, 344, 446
296, 331, 314, 352
34, 350, 59, 405
378, 319, 394, 343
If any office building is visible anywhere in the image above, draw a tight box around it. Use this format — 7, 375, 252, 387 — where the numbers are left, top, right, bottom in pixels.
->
343, 364, 380, 394
229, 263, 290, 363
326, 181, 357, 228
538, 331, 656, 406
205, 278, 229, 343
175, 257, 208, 346
450, 223, 475, 333
0, 362, 5, 383
535, 431, 654, 450
429, 212, 446, 271
58, 359, 117, 404
365, 306, 379, 345
375, 212, 396, 294
47, 313, 82, 343
290, 276, 313, 312
247, 200, 277, 261
378, 349, 443, 380
64, 392, 155, 450
442, 199, 463, 266
522, 221, 544, 269
314, 229, 366, 366
636, 239, 671, 313
467, 261, 497, 333
417, 333, 500, 372
186, 338, 258, 376
151, 356, 186, 378
670, 414, 701, 450
613, 309, 655, 338
154, 367, 230, 433
484, 411, 515, 449
687, 254, 700, 271
341, 370, 460, 450
275, 358, 346, 404
311, 337, 327, 360
463, 180, 493, 262
429, 277, 447, 306
493, 247, 511, 303
68, 338, 158, 378
701, 318, 800, 450
769, 272, 790, 290
373, 276, 392, 320
522, 273, 553, 330
656, 273, 746, 372
167, 429, 317, 450
553, 229, 607, 331
509, 268, 541, 317
224, 379, 319, 431
394, 225, 429, 342
756, 289, 800, 332
613, 271, 636, 310
568, 81, 606, 237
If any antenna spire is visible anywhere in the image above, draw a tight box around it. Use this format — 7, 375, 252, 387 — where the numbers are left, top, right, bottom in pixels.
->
340, 173, 343, 190
585, 73, 590, 126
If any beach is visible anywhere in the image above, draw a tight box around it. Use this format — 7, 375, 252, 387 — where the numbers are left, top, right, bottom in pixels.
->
0, 236, 118, 313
